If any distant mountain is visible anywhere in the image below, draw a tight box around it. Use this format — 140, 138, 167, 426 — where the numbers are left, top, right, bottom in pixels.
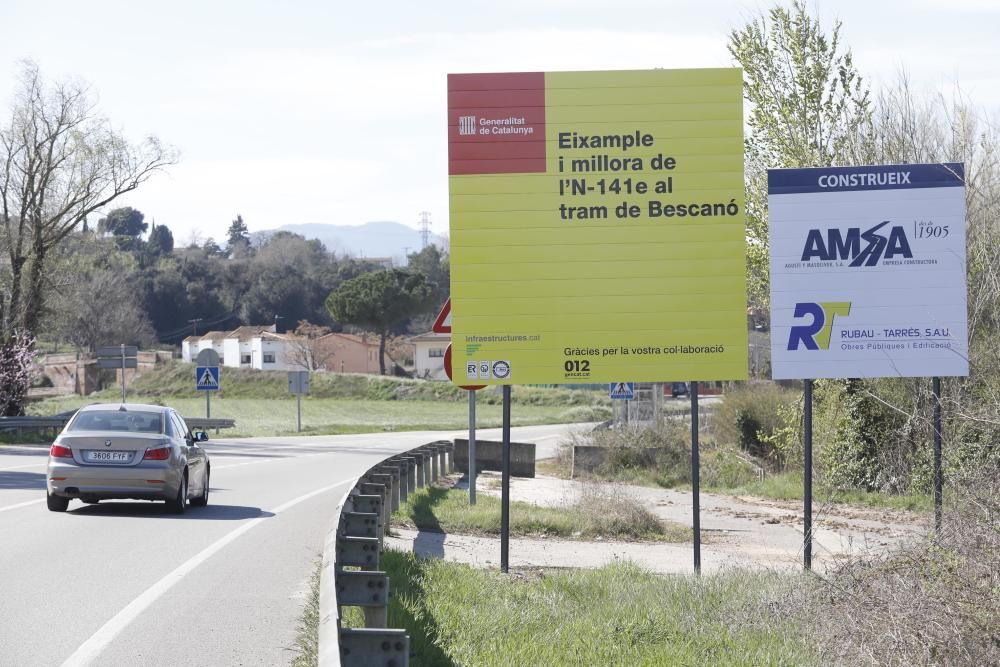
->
251, 221, 449, 260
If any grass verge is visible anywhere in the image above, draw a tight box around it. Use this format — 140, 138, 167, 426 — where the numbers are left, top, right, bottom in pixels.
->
342, 550, 819, 666
289, 558, 321, 667
392, 482, 686, 542
27, 395, 601, 438
703, 471, 933, 512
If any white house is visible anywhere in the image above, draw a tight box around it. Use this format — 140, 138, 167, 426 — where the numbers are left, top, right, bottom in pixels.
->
408, 332, 450, 380
181, 331, 228, 364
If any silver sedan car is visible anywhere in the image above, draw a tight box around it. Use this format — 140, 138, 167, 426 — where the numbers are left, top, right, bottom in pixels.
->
46, 403, 211, 513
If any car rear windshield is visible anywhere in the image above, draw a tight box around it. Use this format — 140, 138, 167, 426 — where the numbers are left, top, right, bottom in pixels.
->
67, 411, 163, 434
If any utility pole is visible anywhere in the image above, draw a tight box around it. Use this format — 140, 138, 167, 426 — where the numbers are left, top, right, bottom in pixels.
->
187, 318, 203, 337
418, 211, 431, 248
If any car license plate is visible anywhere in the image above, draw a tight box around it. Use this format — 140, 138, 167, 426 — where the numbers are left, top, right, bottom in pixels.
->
84, 450, 132, 463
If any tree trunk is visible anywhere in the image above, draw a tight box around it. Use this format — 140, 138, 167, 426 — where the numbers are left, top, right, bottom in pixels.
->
378, 332, 387, 375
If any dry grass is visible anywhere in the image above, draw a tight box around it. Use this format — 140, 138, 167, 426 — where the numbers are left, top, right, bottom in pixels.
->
810, 463, 1000, 666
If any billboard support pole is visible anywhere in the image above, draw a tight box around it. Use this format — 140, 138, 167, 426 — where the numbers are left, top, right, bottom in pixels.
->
690, 380, 700, 575
500, 385, 511, 573
804, 379, 813, 571
932, 377, 943, 531
469, 390, 477, 505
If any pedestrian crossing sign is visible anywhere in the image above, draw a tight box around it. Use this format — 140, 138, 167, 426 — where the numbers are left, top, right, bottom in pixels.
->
609, 382, 635, 400
196, 366, 220, 391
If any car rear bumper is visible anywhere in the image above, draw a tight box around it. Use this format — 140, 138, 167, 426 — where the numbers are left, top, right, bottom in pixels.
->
47, 462, 182, 500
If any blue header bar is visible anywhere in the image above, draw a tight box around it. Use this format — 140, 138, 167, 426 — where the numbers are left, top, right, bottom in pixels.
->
768, 163, 964, 195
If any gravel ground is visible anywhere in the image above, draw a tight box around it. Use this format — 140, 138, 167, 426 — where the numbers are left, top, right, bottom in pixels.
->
386, 470, 928, 575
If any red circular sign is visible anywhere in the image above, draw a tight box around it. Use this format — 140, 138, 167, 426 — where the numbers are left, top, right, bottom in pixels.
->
444, 344, 486, 391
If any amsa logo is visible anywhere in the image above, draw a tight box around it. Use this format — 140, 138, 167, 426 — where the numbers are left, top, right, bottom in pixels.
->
787, 302, 851, 351
801, 221, 912, 267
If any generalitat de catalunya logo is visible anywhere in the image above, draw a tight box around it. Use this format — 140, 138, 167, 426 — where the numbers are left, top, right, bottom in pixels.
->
801, 220, 912, 267
787, 302, 852, 351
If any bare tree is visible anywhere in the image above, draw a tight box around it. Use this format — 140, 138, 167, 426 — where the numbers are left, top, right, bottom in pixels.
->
283, 321, 340, 371
47, 269, 155, 354
0, 60, 177, 335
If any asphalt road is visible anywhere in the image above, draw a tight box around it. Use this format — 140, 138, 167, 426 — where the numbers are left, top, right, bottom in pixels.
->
0, 423, 586, 666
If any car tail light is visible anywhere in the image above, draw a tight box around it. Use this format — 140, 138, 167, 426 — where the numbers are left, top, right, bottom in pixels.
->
143, 445, 171, 461
50, 444, 73, 458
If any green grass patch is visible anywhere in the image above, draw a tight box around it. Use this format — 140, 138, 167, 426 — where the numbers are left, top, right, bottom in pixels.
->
289, 559, 321, 667
343, 549, 819, 666
118, 361, 612, 408
704, 470, 933, 512
393, 484, 685, 542
27, 396, 600, 438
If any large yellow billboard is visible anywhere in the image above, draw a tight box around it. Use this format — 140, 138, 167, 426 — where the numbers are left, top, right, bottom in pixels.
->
447, 69, 747, 385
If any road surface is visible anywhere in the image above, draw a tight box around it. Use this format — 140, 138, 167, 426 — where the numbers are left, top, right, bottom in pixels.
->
0, 423, 583, 666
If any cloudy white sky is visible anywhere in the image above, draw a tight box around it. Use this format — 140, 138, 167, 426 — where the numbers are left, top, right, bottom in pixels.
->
0, 0, 997, 248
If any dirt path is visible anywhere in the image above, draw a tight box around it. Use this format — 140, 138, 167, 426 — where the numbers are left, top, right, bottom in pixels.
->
385, 471, 929, 575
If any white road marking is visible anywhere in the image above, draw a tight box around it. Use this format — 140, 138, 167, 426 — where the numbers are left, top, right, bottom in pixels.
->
0, 498, 45, 513
0, 462, 46, 471
60, 476, 355, 667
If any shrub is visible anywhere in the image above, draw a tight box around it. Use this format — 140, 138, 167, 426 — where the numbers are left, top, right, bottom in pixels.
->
710, 383, 800, 467
813, 462, 1000, 665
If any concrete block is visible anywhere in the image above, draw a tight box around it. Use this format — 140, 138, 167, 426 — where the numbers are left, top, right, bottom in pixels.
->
454, 438, 536, 478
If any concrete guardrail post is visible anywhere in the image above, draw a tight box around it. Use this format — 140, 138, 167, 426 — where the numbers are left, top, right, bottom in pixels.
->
414, 455, 425, 489
359, 483, 389, 536
374, 466, 401, 512
338, 628, 409, 667
386, 459, 408, 504
400, 457, 417, 493
436, 444, 448, 477
336, 569, 389, 628
427, 446, 439, 482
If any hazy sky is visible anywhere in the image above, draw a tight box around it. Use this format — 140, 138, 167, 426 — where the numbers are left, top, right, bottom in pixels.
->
0, 0, 996, 249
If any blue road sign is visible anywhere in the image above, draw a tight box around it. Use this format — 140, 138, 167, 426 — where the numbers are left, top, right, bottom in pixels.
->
196, 366, 220, 391
609, 382, 635, 400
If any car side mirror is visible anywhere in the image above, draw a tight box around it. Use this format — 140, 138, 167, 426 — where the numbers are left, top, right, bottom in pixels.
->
194, 431, 209, 442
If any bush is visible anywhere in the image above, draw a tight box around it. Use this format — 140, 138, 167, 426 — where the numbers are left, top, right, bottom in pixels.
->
710, 383, 800, 467
813, 462, 1000, 665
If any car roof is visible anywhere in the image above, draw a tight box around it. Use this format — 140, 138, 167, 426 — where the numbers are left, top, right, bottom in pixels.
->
77, 403, 172, 414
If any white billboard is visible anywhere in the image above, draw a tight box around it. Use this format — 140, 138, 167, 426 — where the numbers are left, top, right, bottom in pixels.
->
768, 163, 968, 379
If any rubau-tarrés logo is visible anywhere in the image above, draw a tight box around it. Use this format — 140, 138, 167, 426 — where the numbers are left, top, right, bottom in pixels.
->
787, 302, 852, 351
801, 220, 913, 267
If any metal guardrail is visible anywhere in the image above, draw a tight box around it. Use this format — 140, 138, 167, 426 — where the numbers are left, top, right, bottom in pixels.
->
0, 415, 236, 437
0, 415, 72, 437
319, 440, 455, 667
183, 417, 236, 433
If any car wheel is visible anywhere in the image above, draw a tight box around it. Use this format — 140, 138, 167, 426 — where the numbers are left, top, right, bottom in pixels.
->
167, 473, 187, 514
47, 492, 69, 512
191, 467, 209, 507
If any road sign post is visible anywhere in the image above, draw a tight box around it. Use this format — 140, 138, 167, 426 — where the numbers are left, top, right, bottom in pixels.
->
195, 351, 221, 419
288, 370, 310, 432
97, 345, 138, 403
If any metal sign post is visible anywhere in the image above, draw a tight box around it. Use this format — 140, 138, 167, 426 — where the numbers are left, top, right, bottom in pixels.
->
96, 345, 138, 403
288, 370, 310, 433
195, 349, 221, 419
691, 380, 701, 575
469, 390, 477, 505
804, 379, 814, 571
500, 385, 511, 574
932, 377, 943, 531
